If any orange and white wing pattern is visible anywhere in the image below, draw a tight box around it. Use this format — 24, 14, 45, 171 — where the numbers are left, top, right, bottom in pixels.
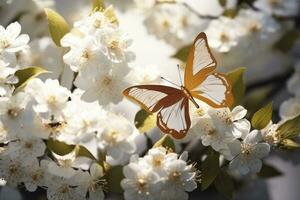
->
123, 85, 183, 113
184, 32, 217, 89
190, 73, 233, 108
157, 97, 191, 139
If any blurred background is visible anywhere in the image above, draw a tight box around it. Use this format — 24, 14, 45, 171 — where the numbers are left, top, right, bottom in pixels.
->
0, 0, 300, 199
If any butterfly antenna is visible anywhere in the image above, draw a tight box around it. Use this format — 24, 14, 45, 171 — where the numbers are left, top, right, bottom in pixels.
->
177, 64, 183, 86
160, 76, 181, 88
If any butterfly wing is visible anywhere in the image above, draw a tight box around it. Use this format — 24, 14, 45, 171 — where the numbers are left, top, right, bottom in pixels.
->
190, 72, 234, 108
157, 97, 190, 139
123, 85, 184, 113
123, 85, 191, 138
184, 32, 217, 89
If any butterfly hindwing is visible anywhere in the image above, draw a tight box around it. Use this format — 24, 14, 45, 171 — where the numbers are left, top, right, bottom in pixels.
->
157, 97, 190, 139
190, 72, 233, 108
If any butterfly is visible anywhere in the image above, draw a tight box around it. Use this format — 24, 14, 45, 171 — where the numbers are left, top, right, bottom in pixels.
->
123, 32, 233, 139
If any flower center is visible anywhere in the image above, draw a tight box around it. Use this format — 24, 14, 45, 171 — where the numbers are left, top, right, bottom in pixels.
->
181, 16, 188, 27
47, 95, 57, 105
93, 19, 102, 28
9, 164, 18, 175
152, 156, 163, 167
24, 141, 33, 149
207, 129, 216, 135
241, 143, 252, 155
7, 108, 20, 118
220, 33, 230, 43
137, 178, 147, 191
248, 21, 261, 33
106, 131, 119, 144
195, 108, 205, 117
102, 76, 112, 86
109, 40, 119, 50
170, 171, 181, 180
0, 39, 10, 49
162, 19, 170, 29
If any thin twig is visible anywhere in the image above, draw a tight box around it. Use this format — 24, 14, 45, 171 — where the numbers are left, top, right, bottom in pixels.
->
180, 2, 219, 20
246, 69, 294, 92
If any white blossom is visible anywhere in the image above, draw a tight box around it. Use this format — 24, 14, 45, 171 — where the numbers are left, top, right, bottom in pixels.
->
26, 78, 71, 117
205, 17, 239, 53
0, 22, 29, 53
279, 96, 300, 120
229, 130, 270, 175
97, 114, 136, 160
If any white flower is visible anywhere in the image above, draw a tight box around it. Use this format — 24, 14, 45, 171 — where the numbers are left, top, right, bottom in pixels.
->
96, 27, 134, 63
205, 17, 239, 53
144, 147, 169, 174
193, 117, 235, 152
17, 37, 65, 80
161, 156, 197, 200
0, 156, 23, 187
74, 11, 113, 34
97, 114, 136, 160
279, 96, 300, 120
134, 0, 156, 11
59, 91, 107, 144
260, 123, 279, 145
209, 106, 251, 139
63, 36, 107, 72
0, 22, 29, 53
75, 163, 105, 200
46, 172, 86, 200
254, 0, 299, 17
127, 65, 161, 85
144, 3, 205, 47
75, 65, 130, 105
21, 159, 48, 192
7, 136, 46, 164
235, 9, 281, 49
228, 130, 270, 175
0, 92, 38, 140
121, 158, 161, 200
26, 78, 71, 116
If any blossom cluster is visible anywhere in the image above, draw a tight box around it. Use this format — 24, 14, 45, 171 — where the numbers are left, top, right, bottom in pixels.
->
0, 0, 299, 199
121, 147, 198, 200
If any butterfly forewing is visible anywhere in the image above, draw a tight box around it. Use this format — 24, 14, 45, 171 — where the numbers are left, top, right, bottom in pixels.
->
190, 73, 233, 108
157, 97, 190, 139
184, 32, 217, 89
123, 85, 183, 112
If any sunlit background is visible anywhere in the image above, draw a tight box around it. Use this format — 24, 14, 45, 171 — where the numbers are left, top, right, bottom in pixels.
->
0, 0, 300, 199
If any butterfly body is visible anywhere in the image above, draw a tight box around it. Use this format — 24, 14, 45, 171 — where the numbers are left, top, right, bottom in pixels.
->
123, 32, 233, 139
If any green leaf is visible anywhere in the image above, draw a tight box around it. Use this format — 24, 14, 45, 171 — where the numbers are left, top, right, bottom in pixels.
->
14, 66, 49, 91
226, 67, 246, 107
277, 114, 300, 140
214, 171, 234, 199
92, 0, 105, 11
219, 0, 227, 7
103, 165, 124, 193
251, 102, 273, 130
257, 163, 282, 178
274, 29, 300, 53
201, 150, 220, 190
223, 9, 238, 18
280, 139, 300, 149
45, 8, 70, 47
75, 145, 97, 161
153, 135, 175, 152
172, 45, 191, 62
47, 139, 75, 156
134, 109, 156, 133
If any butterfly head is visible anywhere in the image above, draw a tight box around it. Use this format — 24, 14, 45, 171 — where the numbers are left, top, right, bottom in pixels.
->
181, 86, 199, 109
